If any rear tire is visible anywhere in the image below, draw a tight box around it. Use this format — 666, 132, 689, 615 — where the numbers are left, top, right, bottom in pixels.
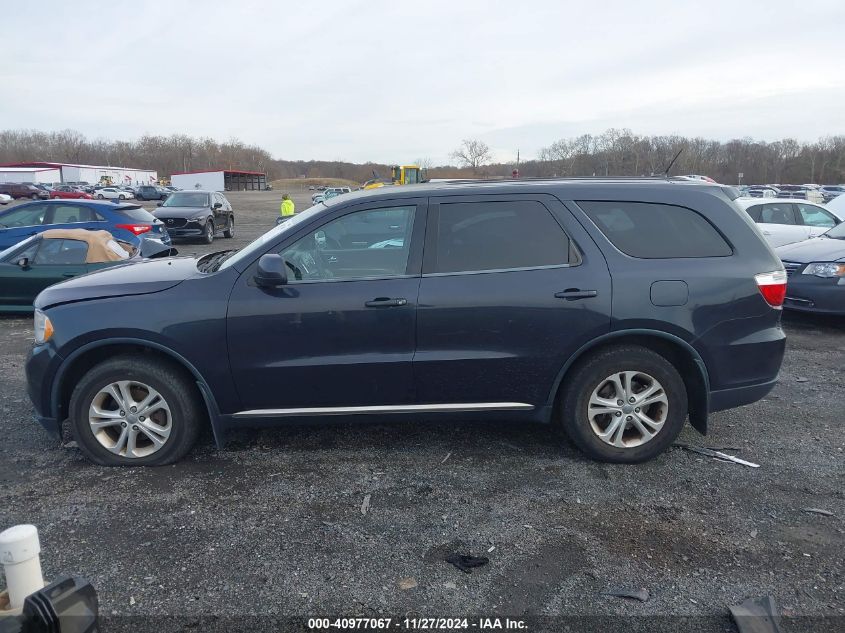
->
68, 355, 203, 466
203, 220, 214, 244
223, 216, 235, 238
560, 345, 687, 463
97, 194, 104, 199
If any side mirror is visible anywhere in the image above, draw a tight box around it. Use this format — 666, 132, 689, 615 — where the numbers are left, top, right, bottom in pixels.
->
213, 202, 223, 210
156, 202, 163, 207
17, 257, 29, 269
254, 254, 288, 288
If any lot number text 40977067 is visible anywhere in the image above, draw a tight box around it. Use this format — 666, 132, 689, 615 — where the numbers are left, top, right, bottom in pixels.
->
307, 618, 528, 630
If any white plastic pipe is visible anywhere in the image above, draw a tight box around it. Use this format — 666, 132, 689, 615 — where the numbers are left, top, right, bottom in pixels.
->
0, 524, 44, 610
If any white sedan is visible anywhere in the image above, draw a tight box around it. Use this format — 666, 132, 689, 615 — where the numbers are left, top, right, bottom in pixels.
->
94, 187, 134, 200
735, 197, 844, 247
0, 193, 11, 205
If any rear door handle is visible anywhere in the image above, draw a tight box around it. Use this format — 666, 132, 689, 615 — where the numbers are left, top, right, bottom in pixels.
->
365, 297, 407, 307
554, 289, 598, 300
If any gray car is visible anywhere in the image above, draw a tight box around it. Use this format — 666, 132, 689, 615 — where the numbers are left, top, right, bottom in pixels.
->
776, 223, 845, 314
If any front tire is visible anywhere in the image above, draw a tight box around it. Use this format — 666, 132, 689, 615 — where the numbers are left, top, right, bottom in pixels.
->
119, 194, 126, 200
223, 216, 235, 238
97, 194, 104, 199
68, 355, 203, 466
31, 193, 39, 200
560, 345, 688, 463
203, 220, 214, 244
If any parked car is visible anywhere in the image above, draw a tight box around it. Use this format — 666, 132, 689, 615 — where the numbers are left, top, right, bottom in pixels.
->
0, 229, 175, 313
26, 178, 786, 466
50, 185, 93, 200
775, 185, 824, 203
153, 190, 235, 244
746, 185, 779, 198
34, 184, 54, 194
0, 183, 50, 200
94, 187, 134, 200
819, 185, 845, 203
734, 198, 843, 248
312, 187, 351, 204
135, 185, 169, 201
775, 222, 845, 314
0, 194, 11, 205
0, 199, 170, 251
164, 186, 181, 192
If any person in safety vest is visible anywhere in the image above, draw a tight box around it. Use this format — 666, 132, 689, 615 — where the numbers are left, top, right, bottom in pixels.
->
280, 194, 295, 219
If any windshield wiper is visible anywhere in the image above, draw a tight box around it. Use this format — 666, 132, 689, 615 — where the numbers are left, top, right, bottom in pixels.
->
199, 250, 237, 273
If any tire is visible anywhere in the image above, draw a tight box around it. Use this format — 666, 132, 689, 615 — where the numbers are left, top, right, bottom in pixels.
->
119, 194, 126, 200
560, 345, 688, 463
68, 355, 204, 466
223, 216, 235, 238
136, 195, 144, 201
203, 220, 214, 244
97, 194, 104, 199
31, 193, 39, 200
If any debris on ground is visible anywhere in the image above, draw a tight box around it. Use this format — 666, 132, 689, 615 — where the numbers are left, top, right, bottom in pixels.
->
801, 508, 834, 517
445, 553, 489, 574
441, 452, 452, 464
729, 595, 783, 633
796, 377, 809, 383
361, 494, 371, 516
600, 587, 650, 602
675, 444, 760, 468
397, 577, 417, 590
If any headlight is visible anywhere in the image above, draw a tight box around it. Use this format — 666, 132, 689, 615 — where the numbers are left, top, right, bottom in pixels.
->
801, 262, 845, 278
34, 309, 54, 344
189, 215, 206, 222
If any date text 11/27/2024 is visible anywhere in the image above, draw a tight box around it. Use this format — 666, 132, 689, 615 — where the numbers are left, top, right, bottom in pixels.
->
307, 618, 528, 630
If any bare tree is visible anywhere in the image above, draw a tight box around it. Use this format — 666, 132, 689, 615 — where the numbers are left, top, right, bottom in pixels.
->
450, 139, 491, 174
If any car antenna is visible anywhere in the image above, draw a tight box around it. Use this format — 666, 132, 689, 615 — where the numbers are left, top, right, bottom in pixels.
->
663, 147, 684, 177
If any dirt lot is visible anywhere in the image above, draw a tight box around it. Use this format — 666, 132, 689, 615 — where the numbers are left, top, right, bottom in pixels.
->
0, 191, 843, 632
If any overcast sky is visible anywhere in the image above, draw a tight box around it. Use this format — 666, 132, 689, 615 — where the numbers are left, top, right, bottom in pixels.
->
3, 0, 844, 164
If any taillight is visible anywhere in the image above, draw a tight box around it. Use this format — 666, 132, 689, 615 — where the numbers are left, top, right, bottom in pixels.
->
755, 270, 787, 308
115, 223, 152, 236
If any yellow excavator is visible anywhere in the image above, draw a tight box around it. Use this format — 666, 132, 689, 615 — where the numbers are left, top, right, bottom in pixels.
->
363, 165, 426, 190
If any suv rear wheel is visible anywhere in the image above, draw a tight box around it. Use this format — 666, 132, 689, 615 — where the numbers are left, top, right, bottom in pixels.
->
561, 345, 687, 463
68, 356, 203, 466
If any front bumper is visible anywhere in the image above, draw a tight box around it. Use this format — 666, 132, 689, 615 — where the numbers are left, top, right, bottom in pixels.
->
783, 274, 845, 315
160, 219, 206, 238
25, 342, 65, 435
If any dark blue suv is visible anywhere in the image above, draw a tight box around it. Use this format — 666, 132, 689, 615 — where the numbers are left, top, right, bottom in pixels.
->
25, 179, 787, 466
0, 200, 170, 251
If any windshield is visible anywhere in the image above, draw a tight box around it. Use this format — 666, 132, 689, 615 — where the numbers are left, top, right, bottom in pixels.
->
0, 234, 39, 261
162, 192, 209, 208
219, 202, 326, 271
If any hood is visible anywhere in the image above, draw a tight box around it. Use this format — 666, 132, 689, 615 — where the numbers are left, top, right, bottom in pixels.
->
775, 237, 845, 263
34, 256, 199, 309
154, 206, 211, 218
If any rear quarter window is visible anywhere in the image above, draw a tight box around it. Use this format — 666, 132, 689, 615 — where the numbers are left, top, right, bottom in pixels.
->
577, 201, 732, 258
113, 206, 156, 222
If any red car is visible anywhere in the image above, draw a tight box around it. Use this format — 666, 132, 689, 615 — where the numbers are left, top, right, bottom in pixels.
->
50, 185, 93, 200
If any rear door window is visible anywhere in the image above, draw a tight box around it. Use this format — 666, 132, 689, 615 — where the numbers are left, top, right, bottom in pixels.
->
113, 206, 157, 222
429, 200, 572, 273
577, 201, 732, 258
48, 204, 98, 224
758, 203, 797, 225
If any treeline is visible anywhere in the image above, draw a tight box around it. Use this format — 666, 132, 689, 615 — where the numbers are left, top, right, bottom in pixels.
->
2, 128, 844, 185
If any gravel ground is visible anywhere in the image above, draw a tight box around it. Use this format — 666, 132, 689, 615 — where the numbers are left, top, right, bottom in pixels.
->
0, 191, 842, 632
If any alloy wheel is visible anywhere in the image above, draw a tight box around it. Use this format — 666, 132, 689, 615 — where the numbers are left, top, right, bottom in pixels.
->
88, 380, 172, 458
587, 371, 668, 448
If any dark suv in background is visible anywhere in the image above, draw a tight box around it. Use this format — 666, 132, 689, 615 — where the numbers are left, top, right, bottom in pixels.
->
135, 185, 169, 201
26, 178, 786, 466
0, 183, 50, 200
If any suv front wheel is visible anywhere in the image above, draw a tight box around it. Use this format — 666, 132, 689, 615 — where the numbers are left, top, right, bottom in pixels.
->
68, 355, 203, 466
561, 345, 688, 463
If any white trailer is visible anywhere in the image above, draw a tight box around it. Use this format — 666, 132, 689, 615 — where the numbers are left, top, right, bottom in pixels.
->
0, 167, 62, 184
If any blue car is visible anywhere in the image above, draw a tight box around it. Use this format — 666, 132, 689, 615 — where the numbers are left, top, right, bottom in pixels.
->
0, 200, 170, 251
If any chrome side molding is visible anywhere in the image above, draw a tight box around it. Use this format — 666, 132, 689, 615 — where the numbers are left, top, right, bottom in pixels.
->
232, 402, 534, 418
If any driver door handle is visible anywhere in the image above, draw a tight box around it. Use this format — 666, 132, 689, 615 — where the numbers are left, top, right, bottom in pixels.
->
554, 289, 598, 300
365, 297, 407, 308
